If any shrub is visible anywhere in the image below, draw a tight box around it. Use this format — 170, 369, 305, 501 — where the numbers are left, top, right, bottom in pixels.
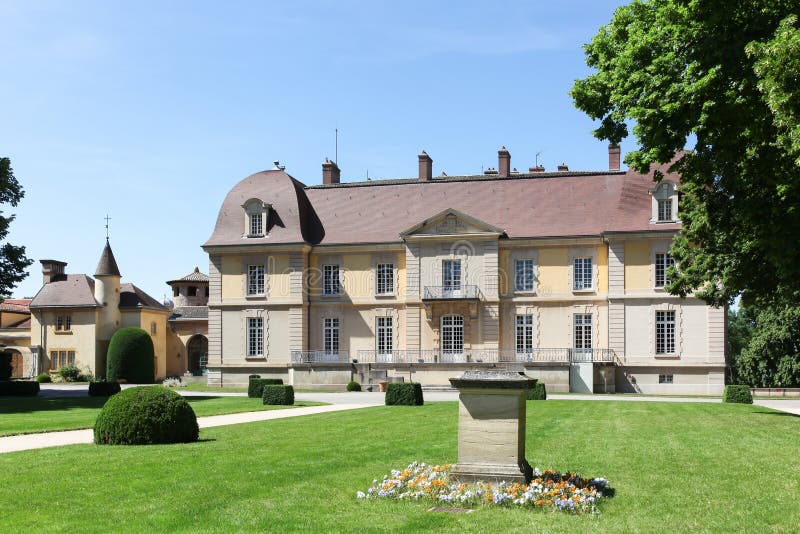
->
88, 381, 121, 397
249, 374, 261, 379
94, 386, 198, 445
106, 327, 155, 384
527, 382, 547, 400
36, 373, 52, 383
346, 380, 361, 392
723, 384, 753, 404
248, 377, 283, 398
0, 381, 40, 396
0, 352, 11, 381
262, 385, 294, 405
58, 365, 82, 382
385, 382, 424, 406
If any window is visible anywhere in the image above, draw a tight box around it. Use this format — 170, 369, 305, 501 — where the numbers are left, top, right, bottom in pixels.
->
323, 265, 341, 296
50, 350, 75, 369
205, 286, 210, 297
574, 314, 593, 350
376, 263, 394, 295
249, 212, 263, 236
657, 198, 673, 222
150, 322, 157, 335
376, 317, 393, 355
441, 315, 464, 357
515, 315, 534, 354
172, 286, 180, 297
188, 286, 197, 297
573, 258, 593, 290
247, 264, 265, 296
655, 311, 676, 354
443, 260, 461, 290
323, 318, 340, 354
659, 374, 674, 384
655, 253, 675, 288
56, 315, 71, 331
515, 259, 534, 292
247, 317, 263, 357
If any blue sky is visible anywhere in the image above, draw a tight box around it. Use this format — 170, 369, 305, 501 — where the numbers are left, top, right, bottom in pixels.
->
1, 0, 627, 301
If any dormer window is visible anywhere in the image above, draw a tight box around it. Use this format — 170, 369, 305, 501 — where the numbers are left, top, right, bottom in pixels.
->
657, 199, 672, 222
651, 182, 678, 223
242, 198, 271, 238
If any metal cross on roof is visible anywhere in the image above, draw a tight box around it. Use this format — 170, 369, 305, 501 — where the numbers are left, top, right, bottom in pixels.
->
104, 214, 111, 239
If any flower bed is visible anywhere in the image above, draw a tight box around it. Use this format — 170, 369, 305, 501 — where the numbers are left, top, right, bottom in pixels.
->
357, 462, 609, 514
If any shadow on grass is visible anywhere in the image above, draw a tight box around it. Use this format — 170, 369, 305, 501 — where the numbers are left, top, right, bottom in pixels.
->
0, 396, 108, 414
754, 410, 799, 418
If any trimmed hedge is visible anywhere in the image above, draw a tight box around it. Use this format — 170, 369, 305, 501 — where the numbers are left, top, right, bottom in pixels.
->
0, 352, 11, 381
94, 386, 198, 445
262, 385, 294, 405
0, 381, 40, 397
385, 382, 424, 406
248, 377, 284, 398
36, 373, 52, 383
346, 380, 361, 392
723, 384, 753, 404
89, 381, 121, 397
106, 327, 155, 384
58, 365, 81, 382
527, 382, 547, 400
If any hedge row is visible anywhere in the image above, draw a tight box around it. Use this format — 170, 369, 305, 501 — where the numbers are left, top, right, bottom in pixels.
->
0, 381, 40, 397
723, 384, 753, 404
89, 381, 122, 397
385, 382, 424, 406
527, 382, 547, 400
263, 385, 294, 405
248, 377, 284, 398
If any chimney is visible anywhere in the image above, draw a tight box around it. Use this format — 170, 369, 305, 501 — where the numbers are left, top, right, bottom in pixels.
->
322, 158, 340, 185
418, 151, 432, 181
557, 163, 569, 172
529, 165, 545, 173
40, 259, 67, 285
608, 144, 621, 171
498, 146, 511, 177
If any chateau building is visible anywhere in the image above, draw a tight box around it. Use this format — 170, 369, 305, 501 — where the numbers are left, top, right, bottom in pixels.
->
203, 146, 726, 394
166, 268, 209, 378
0, 299, 32, 378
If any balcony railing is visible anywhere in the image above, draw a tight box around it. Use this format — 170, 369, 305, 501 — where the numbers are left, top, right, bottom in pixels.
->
422, 285, 481, 300
290, 350, 350, 363
355, 348, 617, 364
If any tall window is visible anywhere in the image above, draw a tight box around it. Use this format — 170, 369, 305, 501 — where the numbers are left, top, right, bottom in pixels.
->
188, 286, 197, 297
323, 318, 340, 354
56, 315, 71, 331
656, 311, 676, 354
249, 212, 263, 236
376, 263, 394, 295
376, 317, 393, 355
150, 322, 157, 335
247, 317, 263, 357
655, 253, 675, 288
657, 199, 673, 222
441, 315, 464, 356
515, 259, 534, 292
248, 264, 265, 295
574, 314, 593, 350
443, 260, 461, 290
515, 314, 534, 354
172, 286, 180, 297
323, 265, 341, 295
573, 258, 593, 290
50, 350, 75, 369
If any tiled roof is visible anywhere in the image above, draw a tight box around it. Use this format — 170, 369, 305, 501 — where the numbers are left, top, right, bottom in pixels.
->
204, 161, 681, 248
0, 299, 31, 313
168, 306, 209, 322
95, 240, 121, 277
30, 275, 100, 308
5, 317, 31, 329
120, 284, 167, 311
167, 267, 209, 285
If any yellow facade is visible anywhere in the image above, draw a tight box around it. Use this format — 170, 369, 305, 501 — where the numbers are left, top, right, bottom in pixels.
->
624, 241, 651, 291
537, 247, 568, 295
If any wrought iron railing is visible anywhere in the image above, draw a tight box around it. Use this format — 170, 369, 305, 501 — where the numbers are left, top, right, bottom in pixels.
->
355, 348, 617, 364
422, 285, 481, 300
290, 350, 351, 363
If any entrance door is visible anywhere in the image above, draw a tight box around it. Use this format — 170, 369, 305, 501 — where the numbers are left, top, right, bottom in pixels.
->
187, 335, 208, 376
573, 313, 593, 362
440, 315, 464, 362
442, 260, 462, 298
9, 350, 23, 378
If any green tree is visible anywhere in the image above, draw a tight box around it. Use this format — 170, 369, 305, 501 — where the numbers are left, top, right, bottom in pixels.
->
726, 305, 756, 382
736, 306, 800, 387
571, 1, 800, 307
0, 158, 33, 297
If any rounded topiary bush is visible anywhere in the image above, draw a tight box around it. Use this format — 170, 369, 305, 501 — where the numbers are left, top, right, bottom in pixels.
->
346, 380, 361, 392
723, 384, 753, 404
36, 373, 52, 383
106, 327, 155, 384
94, 386, 198, 445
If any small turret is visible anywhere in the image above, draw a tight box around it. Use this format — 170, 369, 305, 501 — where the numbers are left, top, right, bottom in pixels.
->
94, 240, 122, 342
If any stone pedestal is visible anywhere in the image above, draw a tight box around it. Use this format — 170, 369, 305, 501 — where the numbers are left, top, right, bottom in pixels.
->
448, 370, 536, 485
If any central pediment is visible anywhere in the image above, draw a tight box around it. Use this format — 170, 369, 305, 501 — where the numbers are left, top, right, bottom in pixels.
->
400, 208, 505, 239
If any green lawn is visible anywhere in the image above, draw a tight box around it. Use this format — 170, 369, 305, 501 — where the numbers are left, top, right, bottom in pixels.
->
0, 396, 323, 436
0, 401, 798, 532
181, 382, 248, 393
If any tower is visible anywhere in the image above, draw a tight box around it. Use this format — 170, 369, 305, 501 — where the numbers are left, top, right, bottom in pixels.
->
94, 239, 122, 372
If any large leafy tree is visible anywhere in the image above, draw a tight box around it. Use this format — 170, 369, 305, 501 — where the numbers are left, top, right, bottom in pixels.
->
571, 1, 800, 307
0, 158, 33, 297
736, 305, 800, 387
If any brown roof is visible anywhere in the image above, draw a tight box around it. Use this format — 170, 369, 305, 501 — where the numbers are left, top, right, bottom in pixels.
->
5, 317, 31, 329
204, 162, 681, 248
95, 240, 121, 277
29, 275, 100, 309
0, 299, 31, 313
120, 284, 167, 311
168, 306, 209, 322
167, 267, 209, 285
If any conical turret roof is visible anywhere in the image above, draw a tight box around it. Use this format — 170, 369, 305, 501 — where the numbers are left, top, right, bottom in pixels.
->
95, 239, 121, 277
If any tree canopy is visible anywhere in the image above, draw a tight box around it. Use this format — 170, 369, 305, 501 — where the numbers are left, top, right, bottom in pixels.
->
571, 1, 800, 307
736, 305, 800, 387
0, 158, 32, 297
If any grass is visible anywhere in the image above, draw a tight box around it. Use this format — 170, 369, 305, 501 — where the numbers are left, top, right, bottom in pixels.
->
0, 400, 798, 532
180, 382, 248, 393
0, 396, 323, 436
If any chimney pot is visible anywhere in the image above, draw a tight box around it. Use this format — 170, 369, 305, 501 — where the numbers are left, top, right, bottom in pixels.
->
322, 159, 341, 184
498, 146, 511, 177
608, 144, 621, 171
529, 165, 545, 173
40, 259, 67, 285
418, 151, 432, 181
557, 163, 569, 172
